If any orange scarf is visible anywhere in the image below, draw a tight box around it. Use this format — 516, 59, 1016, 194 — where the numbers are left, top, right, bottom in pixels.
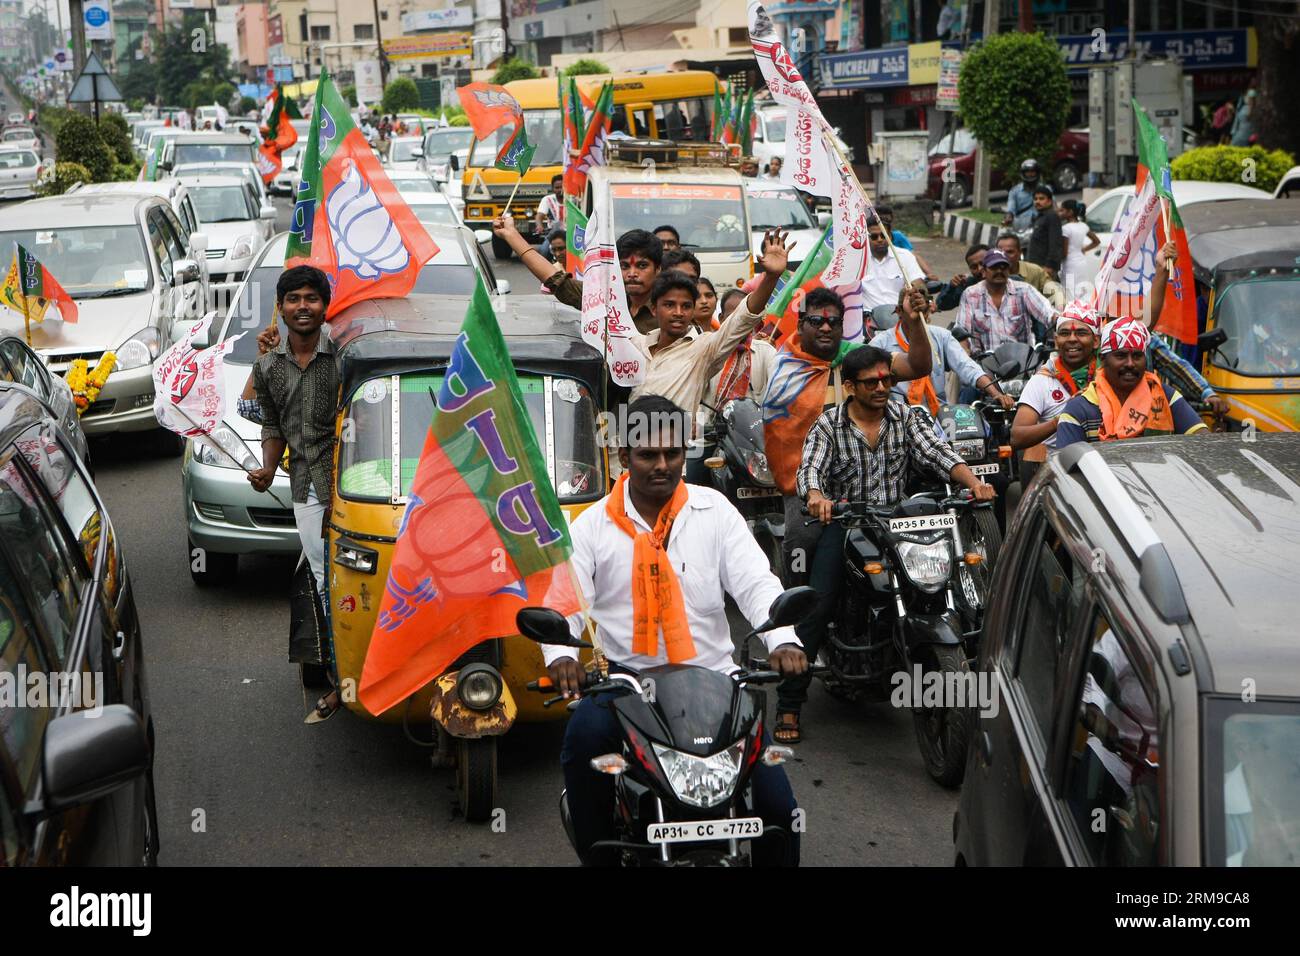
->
1094, 372, 1174, 441
764, 340, 839, 495
605, 475, 697, 662
896, 326, 940, 414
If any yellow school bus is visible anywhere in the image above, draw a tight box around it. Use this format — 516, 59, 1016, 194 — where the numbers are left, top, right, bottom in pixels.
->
462, 71, 722, 260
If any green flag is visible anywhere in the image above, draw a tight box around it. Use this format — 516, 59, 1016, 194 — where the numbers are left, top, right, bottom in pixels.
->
1133, 98, 1173, 201
564, 199, 587, 270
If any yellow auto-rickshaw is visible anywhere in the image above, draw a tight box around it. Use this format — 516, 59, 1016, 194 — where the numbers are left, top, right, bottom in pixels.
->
1184, 199, 1300, 432
305, 294, 606, 821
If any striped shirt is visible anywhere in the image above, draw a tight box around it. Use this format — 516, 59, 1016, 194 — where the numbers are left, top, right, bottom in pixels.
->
797, 399, 964, 505
954, 279, 1057, 353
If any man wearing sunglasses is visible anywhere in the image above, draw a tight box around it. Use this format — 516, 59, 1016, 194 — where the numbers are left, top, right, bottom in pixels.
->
770, 345, 994, 743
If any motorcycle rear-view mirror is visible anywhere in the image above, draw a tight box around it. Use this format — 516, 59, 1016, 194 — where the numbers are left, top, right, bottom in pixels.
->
1198, 328, 1227, 351
515, 607, 592, 648
756, 587, 819, 633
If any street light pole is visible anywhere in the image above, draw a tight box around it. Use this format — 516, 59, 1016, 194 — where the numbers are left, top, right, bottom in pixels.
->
971, 0, 1000, 211
372, 0, 388, 87
69, 0, 86, 72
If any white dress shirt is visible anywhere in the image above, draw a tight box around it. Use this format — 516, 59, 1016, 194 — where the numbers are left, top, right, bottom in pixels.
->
858, 246, 924, 310
545, 483, 799, 671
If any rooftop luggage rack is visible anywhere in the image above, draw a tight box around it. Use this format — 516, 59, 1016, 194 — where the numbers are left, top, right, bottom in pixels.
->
607, 138, 741, 169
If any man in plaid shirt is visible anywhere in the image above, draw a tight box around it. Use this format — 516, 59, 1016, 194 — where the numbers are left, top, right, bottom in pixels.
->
774, 344, 995, 743
954, 248, 1058, 353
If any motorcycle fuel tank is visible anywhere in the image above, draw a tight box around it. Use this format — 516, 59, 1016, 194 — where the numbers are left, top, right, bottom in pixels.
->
613, 664, 760, 758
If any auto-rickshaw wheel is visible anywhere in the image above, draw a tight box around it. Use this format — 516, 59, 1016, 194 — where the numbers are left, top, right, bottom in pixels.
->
457, 737, 498, 824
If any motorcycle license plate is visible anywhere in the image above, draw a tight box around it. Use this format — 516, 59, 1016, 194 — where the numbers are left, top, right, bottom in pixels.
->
736, 487, 780, 499
888, 514, 956, 534
646, 817, 765, 845
969, 463, 1001, 476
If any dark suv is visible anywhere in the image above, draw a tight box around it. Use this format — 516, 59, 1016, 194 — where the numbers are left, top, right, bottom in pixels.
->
0, 382, 157, 865
955, 435, 1300, 866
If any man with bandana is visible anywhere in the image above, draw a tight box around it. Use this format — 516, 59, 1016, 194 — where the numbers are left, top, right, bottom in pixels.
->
1056, 317, 1208, 447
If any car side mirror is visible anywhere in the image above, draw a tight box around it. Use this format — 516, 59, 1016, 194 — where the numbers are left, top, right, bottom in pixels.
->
173, 259, 201, 284
496, 278, 511, 295
515, 607, 591, 648
178, 310, 217, 347
473, 229, 492, 244
753, 587, 819, 633
190, 231, 209, 253
448, 154, 460, 172
817, 211, 830, 227
412, 148, 424, 158
259, 204, 276, 220
36, 705, 149, 817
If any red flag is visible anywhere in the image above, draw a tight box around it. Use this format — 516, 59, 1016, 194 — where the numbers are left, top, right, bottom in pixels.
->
255, 141, 281, 184
284, 71, 438, 318
1136, 165, 1198, 345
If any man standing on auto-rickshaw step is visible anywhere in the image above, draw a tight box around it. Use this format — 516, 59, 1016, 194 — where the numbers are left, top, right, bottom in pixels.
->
247, 265, 341, 722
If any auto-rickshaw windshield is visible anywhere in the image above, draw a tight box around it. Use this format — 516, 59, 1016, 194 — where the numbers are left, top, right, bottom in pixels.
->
1213, 278, 1300, 376
338, 372, 602, 504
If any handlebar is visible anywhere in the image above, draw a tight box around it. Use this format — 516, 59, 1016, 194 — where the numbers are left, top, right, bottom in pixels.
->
801, 494, 978, 525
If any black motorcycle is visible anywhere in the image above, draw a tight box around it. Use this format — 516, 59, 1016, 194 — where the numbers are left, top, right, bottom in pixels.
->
701, 397, 784, 576
516, 586, 819, 867
812, 490, 993, 788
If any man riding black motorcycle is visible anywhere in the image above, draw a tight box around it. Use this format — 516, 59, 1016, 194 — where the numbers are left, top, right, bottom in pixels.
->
543, 394, 808, 866
774, 346, 995, 744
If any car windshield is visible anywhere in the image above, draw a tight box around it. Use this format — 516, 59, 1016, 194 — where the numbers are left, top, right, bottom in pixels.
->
470, 109, 563, 167
175, 142, 256, 165
0, 226, 151, 299
191, 185, 254, 223
2, 129, 32, 141
1212, 277, 1300, 377
0, 151, 36, 169
611, 182, 749, 252
338, 372, 602, 504
422, 129, 473, 160
747, 188, 815, 229
391, 140, 421, 162
393, 177, 439, 197
411, 204, 458, 226
763, 113, 786, 143
1208, 700, 1300, 866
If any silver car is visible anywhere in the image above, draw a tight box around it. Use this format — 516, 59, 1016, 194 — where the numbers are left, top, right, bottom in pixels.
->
0, 193, 207, 438
0, 146, 43, 200
1, 126, 40, 157
181, 224, 508, 583
0, 333, 89, 465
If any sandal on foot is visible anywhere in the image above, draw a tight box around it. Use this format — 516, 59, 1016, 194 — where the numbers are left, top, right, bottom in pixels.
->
304, 691, 339, 724
774, 711, 801, 744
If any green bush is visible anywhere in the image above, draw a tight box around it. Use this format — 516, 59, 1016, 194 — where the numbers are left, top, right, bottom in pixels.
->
54, 112, 115, 182
957, 32, 1071, 181
128, 97, 147, 112
491, 57, 539, 85
342, 84, 358, 107
38, 105, 77, 138
212, 82, 235, 106
37, 161, 92, 197
181, 80, 214, 111
238, 95, 257, 114
1170, 144, 1296, 194
98, 113, 135, 164
111, 161, 141, 181
381, 78, 420, 114
562, 59, 610, 77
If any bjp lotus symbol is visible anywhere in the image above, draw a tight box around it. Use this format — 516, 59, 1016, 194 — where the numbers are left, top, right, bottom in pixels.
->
326, 160, 410, 279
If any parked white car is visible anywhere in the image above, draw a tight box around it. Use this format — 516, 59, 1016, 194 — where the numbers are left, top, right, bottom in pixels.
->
270, 145, 301, 196
0, 146, 44, 200
170, 160, 269, 204
1076, 180, 1274, 289
384, 135, 426, 171
751, 105, 853, 168
419, 127, 473, 184
1, 126, 40, 156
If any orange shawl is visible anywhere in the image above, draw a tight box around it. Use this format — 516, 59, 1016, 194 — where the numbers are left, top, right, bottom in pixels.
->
1095, 372, 1174, 441
896, 326, 940, 414
605, 475, 697, 662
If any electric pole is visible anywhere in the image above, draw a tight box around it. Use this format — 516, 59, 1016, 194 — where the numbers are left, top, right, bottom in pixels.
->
69, 0, 86, 72
372, 0, 388, 87
971, 0, 1000, 211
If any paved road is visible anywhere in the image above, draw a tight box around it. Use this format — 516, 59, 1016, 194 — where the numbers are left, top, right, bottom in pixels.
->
84, 198, 973, 866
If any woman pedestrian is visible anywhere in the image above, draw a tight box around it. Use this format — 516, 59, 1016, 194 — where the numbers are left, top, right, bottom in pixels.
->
695, 276, 719, 331
1058, 199, 1099, 300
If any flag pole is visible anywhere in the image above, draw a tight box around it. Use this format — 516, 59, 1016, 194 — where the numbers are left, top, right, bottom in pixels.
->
167, 401, 291, 509
503, 170, 524, 220
821, 128, 912, 282
1159, 198, 1175, 277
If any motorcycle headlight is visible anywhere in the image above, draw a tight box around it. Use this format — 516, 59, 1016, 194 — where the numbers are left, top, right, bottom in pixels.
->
114, 328, 160, 370
191, 425, 258, 470
746, 451, 775, 486
652, 741, 746, 809
232, 235, 254, 260
953, 438, 986, 461
1000, 378, 1024, 399
897, 540, 953, 592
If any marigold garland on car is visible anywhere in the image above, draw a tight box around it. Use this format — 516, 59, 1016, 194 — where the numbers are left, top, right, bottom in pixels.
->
68, 351, 117, 413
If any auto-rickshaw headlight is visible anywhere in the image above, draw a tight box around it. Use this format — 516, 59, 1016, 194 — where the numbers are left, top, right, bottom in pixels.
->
457, 664, 503, 711
333, 537, 378, 574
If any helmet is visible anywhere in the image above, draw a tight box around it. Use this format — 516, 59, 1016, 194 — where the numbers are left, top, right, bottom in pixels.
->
1020, 158, 1041, 180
